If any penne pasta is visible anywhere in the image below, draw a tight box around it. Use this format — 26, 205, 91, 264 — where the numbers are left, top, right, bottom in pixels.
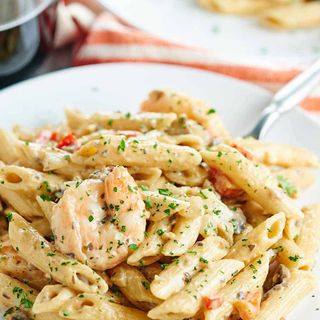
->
59, 293, 149, 320
110, 263, 162, 310
8, 213, 108, 294
226, 213, 285, 264
127, 217, 173, 266
150, 236, 229, 300
72, 135, 202, 171
140, 89, 229, 138
256, 270, 316, 319
297, 204, 320, 270
201, 145, 304, 239
204, 251, 272, 320
148, 259, 244, 320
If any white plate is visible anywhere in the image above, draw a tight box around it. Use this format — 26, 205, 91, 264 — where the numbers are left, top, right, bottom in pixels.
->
0, 63, 319, 319
100, 0, 320, 67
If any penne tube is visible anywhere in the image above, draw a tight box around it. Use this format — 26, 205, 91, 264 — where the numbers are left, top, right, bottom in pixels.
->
161, 216, 202, 256
297, 204, 320, 270
0, 188, 43, 219
226, 213, 285, 264
0, 165, 64, 193
256, 270, 316, 320
33, 285, 76, 314
65, 108, 177, 133
273, 238, 305, 269
110, 263, 162, 310
229, 138, 319, 168
72, 135, 202, 171
141, 89, 229, 138
0, 129, 19, 164
150, 236, 229, 300
0, 272, 37, 318
128, 167, 162, 189
196, 188, 239, 244
8, 213, 108, 294
201, 145, 304, 239
0, 273, 63, 320
273, 168, 315, 195
127, 217, 173, 266
59, 293, 149, 320
148, 259, 244, 320
141, 191, 191, 221
164, 166, 208, 187
0, 243, 51, 291
204, 251, 272, 320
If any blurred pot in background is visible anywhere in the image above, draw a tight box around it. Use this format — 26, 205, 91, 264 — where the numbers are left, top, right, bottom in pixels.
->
0, 0, 58, 82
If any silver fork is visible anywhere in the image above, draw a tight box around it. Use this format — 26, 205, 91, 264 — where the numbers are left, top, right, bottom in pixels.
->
246, 58, 320, 139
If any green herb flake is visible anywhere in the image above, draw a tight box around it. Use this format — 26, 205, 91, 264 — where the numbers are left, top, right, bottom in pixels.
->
207, 108, 216, 115
63, 310, 70, 317
277, 175, 297, 197
158, 188, 172, 196
6, 212, 13, 222
199, 257, 208, 264
117, 139, 126, 152
128, 243, 138, 250
288, 255, 302, 262
157, 229, 165, 236
144, 198, 152, 209
141, 281, 150, 290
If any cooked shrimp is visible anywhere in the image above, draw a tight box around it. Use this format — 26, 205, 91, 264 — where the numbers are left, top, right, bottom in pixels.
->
51, 166, 147, 270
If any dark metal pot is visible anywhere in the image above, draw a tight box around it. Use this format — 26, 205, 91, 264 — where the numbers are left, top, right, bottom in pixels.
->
0, 0, 58, 85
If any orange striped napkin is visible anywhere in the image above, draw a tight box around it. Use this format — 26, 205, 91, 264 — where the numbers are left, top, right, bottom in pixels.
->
58, 1, 320, 115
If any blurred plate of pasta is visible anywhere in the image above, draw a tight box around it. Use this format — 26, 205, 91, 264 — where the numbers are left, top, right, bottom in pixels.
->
100, 0, 320, 67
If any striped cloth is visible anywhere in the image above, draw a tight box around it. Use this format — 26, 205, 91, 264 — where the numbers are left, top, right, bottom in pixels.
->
60, 3, 320, 116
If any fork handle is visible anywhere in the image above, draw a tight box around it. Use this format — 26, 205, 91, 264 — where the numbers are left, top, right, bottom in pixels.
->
273, 58, 320, 114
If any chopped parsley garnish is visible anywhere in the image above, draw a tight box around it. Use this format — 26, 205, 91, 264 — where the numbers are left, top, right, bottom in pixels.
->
40, 194, 53, 202
289, 255, 302, 262
12, 287, 33, 309
141, 281, 150, 289
277, 175, 297, 197
157, 229, 165, 236
169, 202, 179, 210
117, 138, 126, 152
158, 188, 172, 196
160, 263, 169, 270
207, 108, 216, 115
3, 307, 15, 317
199, 190, 208, 199
144, 198, 152, 209
140, 185, 149, 191
249, 264, 258, 273
63, 310, 70, 317
128, 243, 138, 250
6, 212, 13, 222
88, 215, 94, 222
199, 257, 208, 264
